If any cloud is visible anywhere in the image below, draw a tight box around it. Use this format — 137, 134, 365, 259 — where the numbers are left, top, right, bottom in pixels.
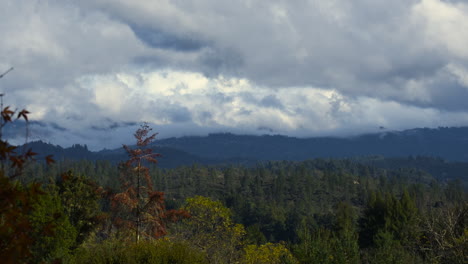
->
2, 0, 468, 149
130, 25, 208, 52
72, 1, 468, 105
8, 69, 468, 150
413, 0, 468, 59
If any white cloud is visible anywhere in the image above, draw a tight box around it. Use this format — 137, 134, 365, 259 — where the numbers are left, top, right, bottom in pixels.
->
412, 0, 468, 59
17, 69, 468, 150
446, 63, 468, 88
2, 0, 468, 149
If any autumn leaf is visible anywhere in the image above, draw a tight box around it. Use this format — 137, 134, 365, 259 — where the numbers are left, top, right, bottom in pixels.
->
25, 148, 37, 159
17, 109, 30, 121
45, 155, 55, 165
2, 106, 14, 122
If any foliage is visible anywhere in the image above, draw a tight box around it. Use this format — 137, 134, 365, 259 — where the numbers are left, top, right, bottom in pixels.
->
0, 175, 76, 264
7, 132, 468, 263
359, 191, 420, 249
419, 204, 467, 264
68, 238, 207, 264
0, 105, 54, 178
56, 170, 104, 247
361, 231, 425, 264
28, 186, 77, 262
175, 195, 246, 264
293, 226, 360, 264
0, 171, 43, 263
242, 242, 298, 264
111, 123, 188, 242
0, 102, 57, 263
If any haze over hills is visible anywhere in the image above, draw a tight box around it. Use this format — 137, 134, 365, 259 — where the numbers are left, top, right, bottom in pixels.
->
153, 126, 468, 162
22, 126, 468, 167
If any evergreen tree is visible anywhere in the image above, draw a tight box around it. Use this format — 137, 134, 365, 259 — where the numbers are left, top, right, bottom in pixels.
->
56, 170, 103, 247
28, 187, 77, 263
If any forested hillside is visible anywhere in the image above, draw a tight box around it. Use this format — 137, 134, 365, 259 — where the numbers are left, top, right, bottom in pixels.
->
2, 114, 467, 263
9, 156, 466, 263
4, 0, 468, 263
21, 127, 468, 169
153, 127, 468, 161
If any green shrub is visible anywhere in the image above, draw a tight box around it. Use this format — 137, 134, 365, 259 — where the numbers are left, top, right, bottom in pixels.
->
242, 242, 298, 264
67, 238, 207, 264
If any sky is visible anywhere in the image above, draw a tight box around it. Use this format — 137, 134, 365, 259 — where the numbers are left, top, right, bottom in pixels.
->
1, 0, 468, 150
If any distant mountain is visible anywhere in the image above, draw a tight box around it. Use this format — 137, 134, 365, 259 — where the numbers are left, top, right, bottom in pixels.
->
153, 127, 468, 162
20, 141, 255, 168
21, 141, 96, 160
19, 126, 468, 167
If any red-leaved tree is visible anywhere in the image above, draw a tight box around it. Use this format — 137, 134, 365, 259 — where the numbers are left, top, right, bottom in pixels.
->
0, 101, 55, 263
111, 123, 189, 242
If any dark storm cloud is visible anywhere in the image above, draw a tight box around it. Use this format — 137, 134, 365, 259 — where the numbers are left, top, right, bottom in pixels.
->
235, 93, 284, 110
196, 111, 213, 123
130, 25, 207, 52
260, 95, 284, 109
3, 0, 468, 150
257, 126, 275, 133
422, 74, 468, 112
72, 0, 468, 112
145, 2, 466, 110
90, 120, 138, 131
5, 121, 68, 143
198, 47, 244, 78
48, 122, 68, 132
152, 102, 193, 123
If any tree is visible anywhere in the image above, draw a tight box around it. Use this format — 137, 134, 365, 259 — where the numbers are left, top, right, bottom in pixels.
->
359, 191, 387, 248
294, 221, 360, 264
56, 170, 103, 247
0, 106, 48, 177
28, 186, 77, 263
333, 202, 360, 264
0, 99, 55, 263
175, 196, 246, 264
242, 242, 298, 264
420, 204, 467, 264
111, 123, 187, 242
0, 172, 43, 263
359, 191, 422, 262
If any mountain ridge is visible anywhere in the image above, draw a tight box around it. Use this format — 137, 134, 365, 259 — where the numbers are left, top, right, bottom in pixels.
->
18, 126, 468, 168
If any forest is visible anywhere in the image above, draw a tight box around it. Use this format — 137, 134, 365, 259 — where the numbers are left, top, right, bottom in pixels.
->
1, 111, 467, 264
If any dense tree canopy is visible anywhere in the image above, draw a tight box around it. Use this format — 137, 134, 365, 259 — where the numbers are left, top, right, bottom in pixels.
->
1, 107, 466, 263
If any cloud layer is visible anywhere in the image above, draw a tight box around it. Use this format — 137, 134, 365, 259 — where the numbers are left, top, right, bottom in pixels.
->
2, 0, 468, 150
